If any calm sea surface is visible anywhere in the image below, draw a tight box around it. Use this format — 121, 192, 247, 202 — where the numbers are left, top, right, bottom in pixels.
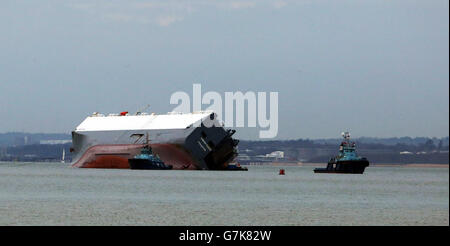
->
0, 162, 448, 226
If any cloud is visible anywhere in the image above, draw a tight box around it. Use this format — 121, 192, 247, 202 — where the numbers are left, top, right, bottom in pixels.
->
67, 2, 96, 11
67, 0, 287, 27
66, 1, 186, 26
133, 2, 158, 9
273, 0, 287, 9
102, 13, 151, 24
103, 13, 134, 22
229, 1, 256, 9
156, 15, 184, 27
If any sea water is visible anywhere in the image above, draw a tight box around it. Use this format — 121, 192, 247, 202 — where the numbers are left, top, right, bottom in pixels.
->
0, 162, 448, 225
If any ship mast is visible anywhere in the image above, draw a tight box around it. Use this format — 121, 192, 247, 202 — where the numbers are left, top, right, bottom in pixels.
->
135, 104, 150, 115
61, 149, 65, 163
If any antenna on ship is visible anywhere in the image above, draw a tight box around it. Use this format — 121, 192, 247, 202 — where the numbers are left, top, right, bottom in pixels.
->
135, 104, 150, 115
144, 132, 152, 148
61, 148, 65, 164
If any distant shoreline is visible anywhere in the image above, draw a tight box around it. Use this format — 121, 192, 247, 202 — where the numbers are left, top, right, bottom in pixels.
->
374, 163, 449, 168
0, 161, 448, 168
253, 162, 449, 168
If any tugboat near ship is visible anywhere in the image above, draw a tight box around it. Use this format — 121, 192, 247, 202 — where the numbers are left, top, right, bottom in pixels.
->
128, 145, 173, 170
314, 132, 369, 174
128, 134, 173, 170
225, 162, 248, 171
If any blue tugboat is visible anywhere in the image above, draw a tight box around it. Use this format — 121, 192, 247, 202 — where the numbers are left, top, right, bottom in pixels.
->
314, 132, 369, 174
225, 163, 248, 171
128, 145, 173, 170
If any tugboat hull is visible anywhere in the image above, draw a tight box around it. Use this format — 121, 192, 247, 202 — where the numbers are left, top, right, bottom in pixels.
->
128, 159, 173, 170
314, 160, 369, 174
225, 164, 248, 171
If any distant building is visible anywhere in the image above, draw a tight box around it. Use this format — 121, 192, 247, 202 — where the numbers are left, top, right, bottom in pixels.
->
0, 147, 7, 157
400, 151, 413, 155
265, 151, 284, 159
39, 140, 72, 145
236, 151, 288, 165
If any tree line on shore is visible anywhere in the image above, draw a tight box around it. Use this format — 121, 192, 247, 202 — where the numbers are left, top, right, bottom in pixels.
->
0, 133, 448, 164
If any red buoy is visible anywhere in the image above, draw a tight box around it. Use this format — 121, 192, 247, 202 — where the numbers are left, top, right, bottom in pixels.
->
279, 169, 285, 175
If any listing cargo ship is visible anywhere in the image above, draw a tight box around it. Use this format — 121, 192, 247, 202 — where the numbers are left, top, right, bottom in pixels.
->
314, 132, 369, 174
70, 110, 239, 170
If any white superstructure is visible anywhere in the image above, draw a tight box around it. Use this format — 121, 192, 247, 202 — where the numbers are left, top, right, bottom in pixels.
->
76, 111, 214, 132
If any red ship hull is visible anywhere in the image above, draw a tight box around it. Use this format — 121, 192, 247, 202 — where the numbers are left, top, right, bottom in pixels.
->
72, 144, 200, 170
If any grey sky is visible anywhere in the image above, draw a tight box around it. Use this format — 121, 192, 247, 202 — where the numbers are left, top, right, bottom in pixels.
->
0, 0, 448, 140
